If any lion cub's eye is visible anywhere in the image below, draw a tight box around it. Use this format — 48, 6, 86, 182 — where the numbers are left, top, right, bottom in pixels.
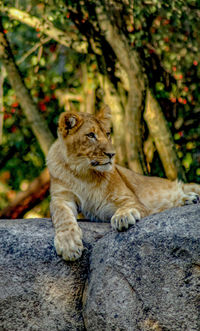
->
106, 131, 111, 138
86, 132, 96, 139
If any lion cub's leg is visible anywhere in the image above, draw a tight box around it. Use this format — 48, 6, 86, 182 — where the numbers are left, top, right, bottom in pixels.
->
182, 182, 200, 196
111, 197, 148, 231
50, 181, 83, 261
137, 178, 199, 214
178, 182, 200, 205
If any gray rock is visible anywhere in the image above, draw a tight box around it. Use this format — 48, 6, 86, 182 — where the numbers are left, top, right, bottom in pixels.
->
0, 218, 110, 331
83, 205, 200, 331
0, 205, 200, 331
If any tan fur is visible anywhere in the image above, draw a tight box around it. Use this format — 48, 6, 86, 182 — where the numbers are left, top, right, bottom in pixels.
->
47, 106, 200, 261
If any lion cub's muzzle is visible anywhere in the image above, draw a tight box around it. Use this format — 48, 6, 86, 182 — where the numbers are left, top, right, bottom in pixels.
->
91, 151, 115, 167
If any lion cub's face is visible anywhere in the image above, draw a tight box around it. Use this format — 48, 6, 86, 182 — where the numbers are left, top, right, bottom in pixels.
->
58, 106, 115, 173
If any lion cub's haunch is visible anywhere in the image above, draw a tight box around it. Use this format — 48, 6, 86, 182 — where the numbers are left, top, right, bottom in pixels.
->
47, 106, 200, 261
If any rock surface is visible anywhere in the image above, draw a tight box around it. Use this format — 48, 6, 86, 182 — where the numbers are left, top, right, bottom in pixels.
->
0, 205, 200, 331
83, 205, 200, 331
0, 218, 110, 331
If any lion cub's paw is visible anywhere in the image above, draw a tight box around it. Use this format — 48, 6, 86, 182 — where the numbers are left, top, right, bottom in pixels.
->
111, 207, 141, 231
54, 225, 83, 261
183, 192, 200, 205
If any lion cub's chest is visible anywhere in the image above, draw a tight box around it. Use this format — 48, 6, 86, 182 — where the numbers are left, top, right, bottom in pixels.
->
67, 175, 115, 221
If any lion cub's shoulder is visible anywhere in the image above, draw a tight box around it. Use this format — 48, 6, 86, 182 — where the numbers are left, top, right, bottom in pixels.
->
46, 139, 66, 179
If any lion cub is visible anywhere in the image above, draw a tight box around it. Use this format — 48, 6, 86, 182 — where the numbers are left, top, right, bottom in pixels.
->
47, 106, 200, 261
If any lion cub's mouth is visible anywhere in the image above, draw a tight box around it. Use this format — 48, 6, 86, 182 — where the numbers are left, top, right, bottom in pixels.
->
91, 160, 112, 167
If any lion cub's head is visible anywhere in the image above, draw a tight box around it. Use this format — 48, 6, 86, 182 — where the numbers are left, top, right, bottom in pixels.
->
58, 106, 115, 173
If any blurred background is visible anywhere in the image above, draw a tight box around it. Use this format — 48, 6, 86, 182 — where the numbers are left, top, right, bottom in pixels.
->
0, 0, 199, 219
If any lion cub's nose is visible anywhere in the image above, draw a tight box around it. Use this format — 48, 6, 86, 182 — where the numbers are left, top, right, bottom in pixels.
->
104, 152, 115, 159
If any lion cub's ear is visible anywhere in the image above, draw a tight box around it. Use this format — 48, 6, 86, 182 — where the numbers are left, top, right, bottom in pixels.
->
97, 105, 111, 129
58, 112, 83, 137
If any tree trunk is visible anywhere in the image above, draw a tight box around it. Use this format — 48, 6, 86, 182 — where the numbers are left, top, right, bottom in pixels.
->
144, 89, 186, 181
0, 19, 54, 156
99, 75, 127, 166
81, 63, 95, 114
0, 65, 6, 144
95, 2, 184, 179
95, 4, 144, 173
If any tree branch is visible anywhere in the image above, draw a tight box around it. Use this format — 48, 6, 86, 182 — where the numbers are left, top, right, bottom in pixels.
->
2, 6, 87, 53
0, 19, 54, 156
16, 36, 50, 65
144, 89, 186, 181
0, 168, 50, 219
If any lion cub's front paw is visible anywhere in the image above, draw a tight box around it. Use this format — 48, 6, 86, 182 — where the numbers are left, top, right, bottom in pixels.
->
54, 225, 83, 261
183, 192, 200, 205
111, 207, 141, 231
